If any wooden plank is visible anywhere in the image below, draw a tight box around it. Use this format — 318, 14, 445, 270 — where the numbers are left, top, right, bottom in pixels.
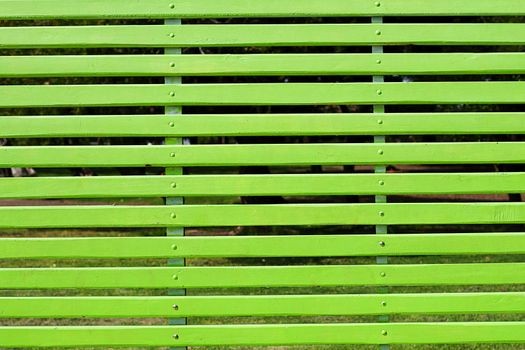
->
1, 203, 525, 228
2, 293, 525, 318
2, 173, 525, 199
2, 53, 525, 77
2, 323, 525, 346
3, 233, 525, 259
1, 24, 525, 49
1, 143, 525, 168
2, 83, 525, 108
3, 0, 525, 19
4, 113, 525, 138
2, 263, 525, 289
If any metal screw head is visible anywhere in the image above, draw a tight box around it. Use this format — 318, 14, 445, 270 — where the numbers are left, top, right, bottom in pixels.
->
169, 3, 175, 9
375, 30, 382, 35
171, 182, 177, 188
381, 330, 388, 336
377, 119, 383, 125
379, 241, 386, 247
379, 211, 385, 217
169, 91, 175, 97
171, 244, 178, 250
375, 1, 381, 7
376, 89, 383, 95
170, 62, 176, 68
170, 152, 176, 157
378, 180, 385, 186
172, 304, 179, 310
380, 272, 386, 277
173, 334, 179, 339
169, 32, 175, 38
376, 59, 382, 64
377, 149, 384, 155
381, 301, 387, 307
171, 213, 177, 219
169, 122, 175, 127
173, 274, 179, 280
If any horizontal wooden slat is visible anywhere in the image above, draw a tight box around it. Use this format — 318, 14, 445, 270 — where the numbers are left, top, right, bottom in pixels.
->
1, 263, 525, 289
4, 113, 525, 138
2, 293, 525, 318
1, 24, 525, 49
2, 143, 525, 168
3, 0, 525, 19
2, 323, 525, 346
3, 53, 525, 77
2, 82, 525, 108
2, 173, 525, 199
3, 233, 525, 259
1, 203, 525, 228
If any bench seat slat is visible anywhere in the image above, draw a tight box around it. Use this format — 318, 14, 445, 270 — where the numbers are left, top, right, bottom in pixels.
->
1, 263, 525, 289
3, 113, 525, 138
1, 24, 525, 49
3, 0, 525, 19
2, 293, 525, 318
1, 203, 525, 228
1, 143, 525, 168
2, 53, 525, 77
2, 323, 525, 346
3, 233, 525, 258
2, 173, 525, 199
2, 82, 525, 108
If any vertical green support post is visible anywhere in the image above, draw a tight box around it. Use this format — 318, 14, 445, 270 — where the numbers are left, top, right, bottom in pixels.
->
372, 15, 389, 350
165, 17, 186, 350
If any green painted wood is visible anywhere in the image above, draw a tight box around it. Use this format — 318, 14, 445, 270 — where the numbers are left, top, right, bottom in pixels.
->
3, 233, 525, 259
1, 203, 525, 228
1, 24, 525, 49
2, 263, 525, 289
3, 53, 525, 77
3, 0, 525, 19
2, 143, 525, 168
2, 173, 525, 199
1, 293, 525, 318
2, 323, 525, 346
4, 113, 525, 138
2, 82, 525, 108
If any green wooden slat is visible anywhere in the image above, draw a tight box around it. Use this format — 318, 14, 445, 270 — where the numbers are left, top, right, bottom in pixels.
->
3, 53, 525, 77
2, 293, 525, 318
4, 113, 525, 138
3, 233, 525, 259
2, 263, 525, 289
1, 143, 525, 168
3, 82, 525, 108
3, 0, 525, 19
2, 323, 525, 346
1, 24, 525, 49
2, 173, 525, 199
1, 203, 525, 228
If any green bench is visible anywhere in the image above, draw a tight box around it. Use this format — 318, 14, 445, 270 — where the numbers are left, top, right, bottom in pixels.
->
1, 0, 525, 348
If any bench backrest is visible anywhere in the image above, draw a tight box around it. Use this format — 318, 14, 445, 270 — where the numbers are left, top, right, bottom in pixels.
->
1, 0, 525, 348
